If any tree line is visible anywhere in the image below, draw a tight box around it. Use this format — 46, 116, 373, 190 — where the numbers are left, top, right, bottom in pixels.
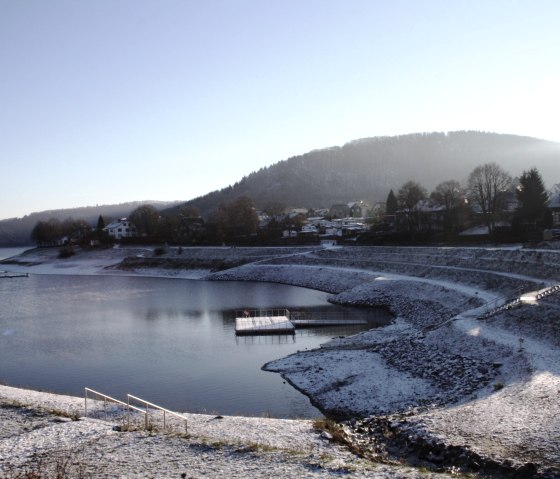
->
384, 163, 551, 242
30, 162, 555, 248
30, 196, 260, 247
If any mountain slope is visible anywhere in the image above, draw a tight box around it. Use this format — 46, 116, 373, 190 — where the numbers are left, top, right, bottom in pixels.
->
182, 131, 560, 215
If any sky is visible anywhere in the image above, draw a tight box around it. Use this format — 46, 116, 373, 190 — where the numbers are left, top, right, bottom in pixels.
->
1, 0, 560, 220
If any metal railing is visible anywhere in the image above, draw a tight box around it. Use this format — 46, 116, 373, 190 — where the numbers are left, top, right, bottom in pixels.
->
84, 388, 188, 434
84, 387, 146, 429
128, 394, 188, 434
235, 308, 291, 319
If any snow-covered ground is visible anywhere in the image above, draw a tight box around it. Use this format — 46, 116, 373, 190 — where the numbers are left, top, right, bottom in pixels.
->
2, 243, 560, 477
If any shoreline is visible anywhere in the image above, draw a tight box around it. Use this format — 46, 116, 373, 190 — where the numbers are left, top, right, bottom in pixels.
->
2, 244, 560, 476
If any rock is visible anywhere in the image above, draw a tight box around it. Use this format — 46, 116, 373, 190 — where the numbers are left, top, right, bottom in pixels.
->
514, 462, 538, 477
52, 416, 73, 423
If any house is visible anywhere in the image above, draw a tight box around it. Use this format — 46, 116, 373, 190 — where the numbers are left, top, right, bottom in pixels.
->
394, 199, 447, 234
104, 218, 137, 240
331, 218, 367, 236
329, 204, 350, 219
178, 217, 206, 241
416, 199, 447, 233
299, 224, 319, 236
348, 201, 370, 219
285, 207, 309, 218
549, 187, 560, 228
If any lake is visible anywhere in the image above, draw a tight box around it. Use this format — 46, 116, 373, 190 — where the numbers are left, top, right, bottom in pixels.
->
0, 268, 390, 418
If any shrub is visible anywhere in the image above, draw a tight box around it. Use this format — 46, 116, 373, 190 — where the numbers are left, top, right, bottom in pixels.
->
58, 246, 75, 258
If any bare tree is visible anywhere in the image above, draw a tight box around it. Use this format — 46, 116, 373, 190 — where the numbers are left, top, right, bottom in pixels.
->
208, 195, 259, 243
467, 162, 512, 238
31, 218, 62, 246
431, 180, 466, 236
397, 181, 427, 237
129, 204, 160, 236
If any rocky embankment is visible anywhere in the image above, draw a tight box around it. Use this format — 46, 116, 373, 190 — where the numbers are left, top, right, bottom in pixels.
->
206, 245, 560, 477
2, 243, 560, 477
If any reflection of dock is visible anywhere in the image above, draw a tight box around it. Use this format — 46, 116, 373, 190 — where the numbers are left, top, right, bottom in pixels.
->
234, 308, 369, 336
0, 271, 28, 279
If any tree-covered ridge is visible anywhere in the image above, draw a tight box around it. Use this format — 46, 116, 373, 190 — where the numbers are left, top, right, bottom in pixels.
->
178, 131, 560, 216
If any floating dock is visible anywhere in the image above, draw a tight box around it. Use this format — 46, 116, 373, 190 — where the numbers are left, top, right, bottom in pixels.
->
234, 308, 370, 335
291, 319, 368, 327
235, 316, 295, 335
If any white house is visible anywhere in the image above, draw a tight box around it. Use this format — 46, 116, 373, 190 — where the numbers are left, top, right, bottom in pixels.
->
549, 186, 560, 228
300, 224, 319, 235
104, 218, 137, 240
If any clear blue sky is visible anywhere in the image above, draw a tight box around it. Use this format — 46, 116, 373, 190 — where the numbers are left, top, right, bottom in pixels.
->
1, 0, 559, 220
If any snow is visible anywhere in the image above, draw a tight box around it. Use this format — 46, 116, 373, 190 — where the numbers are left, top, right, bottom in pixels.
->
0, 384, 450, 478
235, 316, 294, 334
2, 243, 560, 475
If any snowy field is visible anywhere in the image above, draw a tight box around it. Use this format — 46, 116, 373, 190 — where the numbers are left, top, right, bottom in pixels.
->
2, 243, 560, 477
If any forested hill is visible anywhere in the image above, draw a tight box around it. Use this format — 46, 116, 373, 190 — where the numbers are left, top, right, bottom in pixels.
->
180, 131, 560, 215
0, 201, 180, 247
3, 132, 559, 246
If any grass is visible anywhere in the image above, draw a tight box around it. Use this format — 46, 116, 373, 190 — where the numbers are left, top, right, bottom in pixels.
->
1, 451, 87, 479
48, 408, 80, 421
312, 418, 347, 443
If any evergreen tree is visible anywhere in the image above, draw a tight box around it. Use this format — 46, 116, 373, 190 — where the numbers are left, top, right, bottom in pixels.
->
96, 215, 105, 231
516, 167, 549, 229
386, 189, 398, 215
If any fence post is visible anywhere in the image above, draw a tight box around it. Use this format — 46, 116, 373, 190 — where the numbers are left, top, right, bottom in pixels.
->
84, 388, 88, 418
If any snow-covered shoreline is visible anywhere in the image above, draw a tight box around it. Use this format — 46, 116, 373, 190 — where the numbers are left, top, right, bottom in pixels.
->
2, 244, 560, 477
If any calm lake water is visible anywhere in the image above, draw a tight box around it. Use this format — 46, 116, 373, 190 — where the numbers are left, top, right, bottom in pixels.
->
0, 265, 390, 418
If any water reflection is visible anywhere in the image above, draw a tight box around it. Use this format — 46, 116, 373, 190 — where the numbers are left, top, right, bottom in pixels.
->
236, 335, 297, 345
0, 274, 392, 418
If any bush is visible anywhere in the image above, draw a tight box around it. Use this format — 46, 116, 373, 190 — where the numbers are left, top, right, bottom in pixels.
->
58, 246, 75, 258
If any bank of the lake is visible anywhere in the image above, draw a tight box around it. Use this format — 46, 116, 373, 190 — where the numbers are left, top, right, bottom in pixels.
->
2, 244, 560, 477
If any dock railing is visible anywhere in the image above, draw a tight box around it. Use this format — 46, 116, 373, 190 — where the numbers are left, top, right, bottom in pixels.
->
235, 308, 291, 319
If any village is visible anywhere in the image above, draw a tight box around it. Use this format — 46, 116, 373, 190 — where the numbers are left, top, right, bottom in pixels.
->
87, 185, 560, 247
